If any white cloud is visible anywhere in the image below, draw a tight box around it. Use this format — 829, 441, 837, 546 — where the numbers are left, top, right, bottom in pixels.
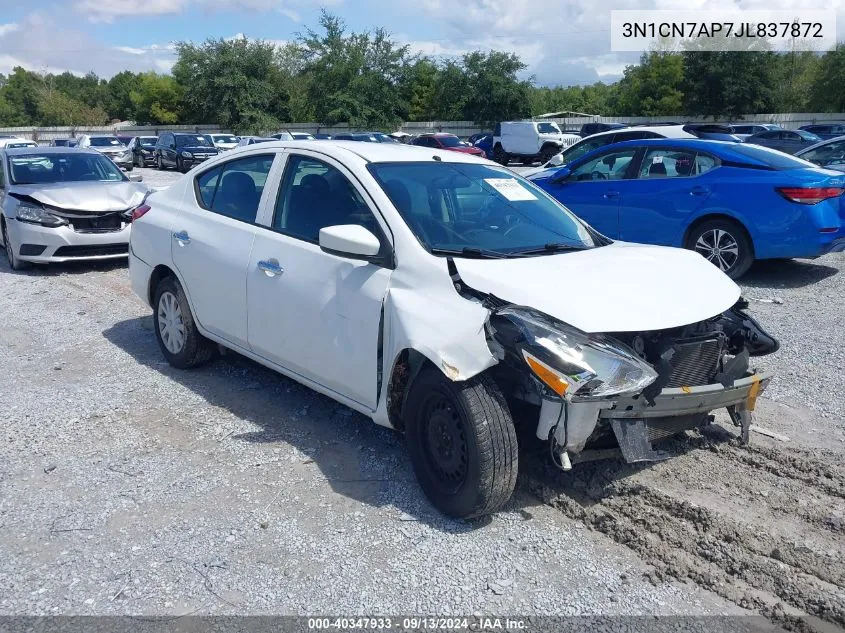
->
75, 0, 330, 23
0, 22, 20, 37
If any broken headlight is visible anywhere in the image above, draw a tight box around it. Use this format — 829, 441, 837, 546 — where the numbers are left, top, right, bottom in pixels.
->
496, 307, 658, 399
15, 201, 68, 228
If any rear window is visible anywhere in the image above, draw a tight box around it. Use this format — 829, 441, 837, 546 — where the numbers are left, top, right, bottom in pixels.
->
797, 130, 821, 142
728, 144, 818, 170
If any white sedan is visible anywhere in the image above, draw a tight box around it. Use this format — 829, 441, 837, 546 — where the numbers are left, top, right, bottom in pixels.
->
128, 141, 777, 517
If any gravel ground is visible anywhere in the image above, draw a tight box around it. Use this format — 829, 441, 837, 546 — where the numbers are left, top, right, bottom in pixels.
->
0, 164, 842, 627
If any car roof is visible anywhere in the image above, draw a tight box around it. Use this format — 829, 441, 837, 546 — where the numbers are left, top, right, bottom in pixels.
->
4, 146, 101, 155
223, 140, 490, 164
582, 125, 696, 140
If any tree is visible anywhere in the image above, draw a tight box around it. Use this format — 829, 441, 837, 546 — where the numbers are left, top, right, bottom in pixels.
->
0, 67, 42, 126
36, 77, 107, 126
108, 71, 142, 121
615, 51, 683, 116
296, 10, 412, 130
460, 51, 532, 125
681, 51, 777, 119
809, 45, 845, 112
129, 72, 182, 124
173, 37, 289, 133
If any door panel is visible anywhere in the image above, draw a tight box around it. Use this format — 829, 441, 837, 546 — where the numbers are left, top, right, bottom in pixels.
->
247, 152, 392, 409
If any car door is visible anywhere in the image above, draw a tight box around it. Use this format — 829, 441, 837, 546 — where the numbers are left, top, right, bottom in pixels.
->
247, 151, 393, 410
171, 153, 278, 349
779, 131, 804, 154
164, 134, 178, 167
618, 148, 717, 246
542, 146, 639, 238
751, 131, 782, 151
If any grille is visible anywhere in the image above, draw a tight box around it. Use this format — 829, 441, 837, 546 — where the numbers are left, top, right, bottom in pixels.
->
53, 244, 128, 258
68, 215, 124, 233
665, 338, 722, 388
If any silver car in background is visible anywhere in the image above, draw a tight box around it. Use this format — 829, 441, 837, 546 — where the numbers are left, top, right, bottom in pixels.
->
77, 134, 134, 171
0, 147, 149, 270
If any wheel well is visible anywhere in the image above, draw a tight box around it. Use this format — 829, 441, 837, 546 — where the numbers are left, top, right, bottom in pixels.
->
540, 142, 560, 151
684, 214, 755, 257
148, 264, 176, 306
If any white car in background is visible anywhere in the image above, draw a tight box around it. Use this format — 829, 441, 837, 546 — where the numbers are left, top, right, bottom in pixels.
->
77, 134, 134, 171
209, 134, 239, 151
521, 124, 737, 177
0, 137, 35, 149
128, 141, 776, 518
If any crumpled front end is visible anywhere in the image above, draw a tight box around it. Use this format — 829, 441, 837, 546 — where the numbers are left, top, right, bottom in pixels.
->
487, 298, 778, 467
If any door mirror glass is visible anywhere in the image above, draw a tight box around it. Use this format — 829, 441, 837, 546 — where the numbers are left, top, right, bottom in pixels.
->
319, 224, 381, 259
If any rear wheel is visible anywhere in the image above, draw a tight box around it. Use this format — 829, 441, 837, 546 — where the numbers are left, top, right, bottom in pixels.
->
153, 276, 215, 369
539, 145, 559, 164
2, 218, 31, 271
492, 145, 509, 166
404, 366, 518, 518
686, 219, 753, 279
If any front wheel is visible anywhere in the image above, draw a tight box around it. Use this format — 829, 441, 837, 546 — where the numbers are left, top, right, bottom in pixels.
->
404, 367, 518, 518
687, 219, 753, 279
539, 146, 559, 164
156, 155, 164, 170
492, 145, 509, 166
153, 277, 215, 369
2, 219, 31, 271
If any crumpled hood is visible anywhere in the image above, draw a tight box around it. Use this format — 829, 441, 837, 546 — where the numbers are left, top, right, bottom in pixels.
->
455, 242, 740, 333
11, 182, 149, 213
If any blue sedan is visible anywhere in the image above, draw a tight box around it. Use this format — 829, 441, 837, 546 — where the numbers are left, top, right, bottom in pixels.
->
529, 139, 845, 278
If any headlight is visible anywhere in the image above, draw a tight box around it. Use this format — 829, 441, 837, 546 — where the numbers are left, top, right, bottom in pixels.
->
496, 307, 658, 399
15, 202, 68, 228
181, 151, 193, 159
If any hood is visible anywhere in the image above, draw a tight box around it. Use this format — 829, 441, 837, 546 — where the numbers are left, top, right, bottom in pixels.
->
11, 182, 149, 213
454, 242, 740, 333
94, 146, 128, 154
447, 146, 485, 155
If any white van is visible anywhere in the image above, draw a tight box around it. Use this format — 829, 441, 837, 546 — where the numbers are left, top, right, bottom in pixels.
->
492, 121, 579, 166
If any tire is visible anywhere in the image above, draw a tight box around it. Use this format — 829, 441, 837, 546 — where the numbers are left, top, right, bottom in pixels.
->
2, 218, 31, 271
133, 154, 140, 168
152, 276, 215, 369
686, 218, 753, 280
125, 164, 133, 172
520, 157, 534, 166
539, 145, 559, 164
176, 157, 184, 173
492, 144, 509, 166
157, 154, 164, 170
404, 366, 518, 518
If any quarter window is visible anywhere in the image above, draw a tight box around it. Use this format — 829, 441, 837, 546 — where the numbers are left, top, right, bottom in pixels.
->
194, 154, 274, 223
639, 149, 697, 178
274, 155, 378, 243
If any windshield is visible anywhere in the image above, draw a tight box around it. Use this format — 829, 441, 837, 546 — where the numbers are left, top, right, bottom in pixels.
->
8, 152, 127, 184
729, 144, 818, 170
89, 137, 122, 147
140, 137, 158, 147
7, 142, 37, 148
176, 135, 213, 148
369, 162, 597, 256
537, 122, 561, 134
438, 135, 463, 148
213, 135, 237, 143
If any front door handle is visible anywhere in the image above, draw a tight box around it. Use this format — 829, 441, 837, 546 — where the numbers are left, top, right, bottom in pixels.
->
603, 190, 620, 199
258, 258, 284, 277
690, 186, 709, 196
173, 230, 191, 245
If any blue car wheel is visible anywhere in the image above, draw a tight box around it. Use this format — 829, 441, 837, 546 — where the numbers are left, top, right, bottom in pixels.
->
686, 218, 754, 279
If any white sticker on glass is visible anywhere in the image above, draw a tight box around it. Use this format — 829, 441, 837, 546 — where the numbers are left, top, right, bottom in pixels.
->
652, 155, 664, 163
484, 178, 537, 201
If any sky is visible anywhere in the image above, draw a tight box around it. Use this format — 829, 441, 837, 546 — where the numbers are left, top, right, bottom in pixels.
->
0, 0, 843, 87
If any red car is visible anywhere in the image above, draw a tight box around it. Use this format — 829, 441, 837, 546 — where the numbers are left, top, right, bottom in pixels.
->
411, 133, 486, 157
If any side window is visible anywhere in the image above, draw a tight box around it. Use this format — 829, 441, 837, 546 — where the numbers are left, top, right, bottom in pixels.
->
562, 136, 614, 163
195, 166, 222, 208
802, 140, 845, 165
274, 155, 378, 243
570, 148, 637, 181
694, 153, 718, 175
639, 149, 697, 178
195, 155, 274, 222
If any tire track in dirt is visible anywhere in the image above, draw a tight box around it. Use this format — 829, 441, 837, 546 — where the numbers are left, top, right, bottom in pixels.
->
525, 428, 845, 632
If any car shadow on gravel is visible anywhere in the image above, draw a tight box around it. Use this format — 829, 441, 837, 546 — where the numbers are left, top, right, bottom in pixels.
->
741, 257, 839, 289
103, 315, 502, 533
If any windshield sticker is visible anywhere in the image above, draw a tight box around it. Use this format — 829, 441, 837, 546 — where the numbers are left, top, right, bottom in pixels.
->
652, 155, 664, 163
484, 178, 537, 201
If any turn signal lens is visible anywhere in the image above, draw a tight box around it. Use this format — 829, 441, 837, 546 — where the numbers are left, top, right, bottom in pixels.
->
522, 351, 569, 397
131, 204, 151, 222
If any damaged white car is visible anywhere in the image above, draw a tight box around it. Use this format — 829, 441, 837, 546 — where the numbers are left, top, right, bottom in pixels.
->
128, 141, 778, 518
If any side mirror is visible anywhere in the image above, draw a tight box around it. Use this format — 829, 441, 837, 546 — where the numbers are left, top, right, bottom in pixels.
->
128, 173, 143, 182
546, 153, 564, 167
319, 224, 382, 261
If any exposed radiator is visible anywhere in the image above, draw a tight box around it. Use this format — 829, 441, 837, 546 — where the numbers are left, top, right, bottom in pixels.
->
665, 338, 722, 388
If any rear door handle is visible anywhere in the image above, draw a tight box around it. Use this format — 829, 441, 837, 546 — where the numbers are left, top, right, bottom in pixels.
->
258, 258, 284, 277
603, 190, 620, 199
173, 230, 191, 244
690, 186, 709, 196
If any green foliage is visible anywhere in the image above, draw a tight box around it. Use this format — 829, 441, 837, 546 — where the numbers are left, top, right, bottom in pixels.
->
809, 45, 845, 112
616, 52, 684, 116
681, 51, 777, 119
129, 72, 182, 124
